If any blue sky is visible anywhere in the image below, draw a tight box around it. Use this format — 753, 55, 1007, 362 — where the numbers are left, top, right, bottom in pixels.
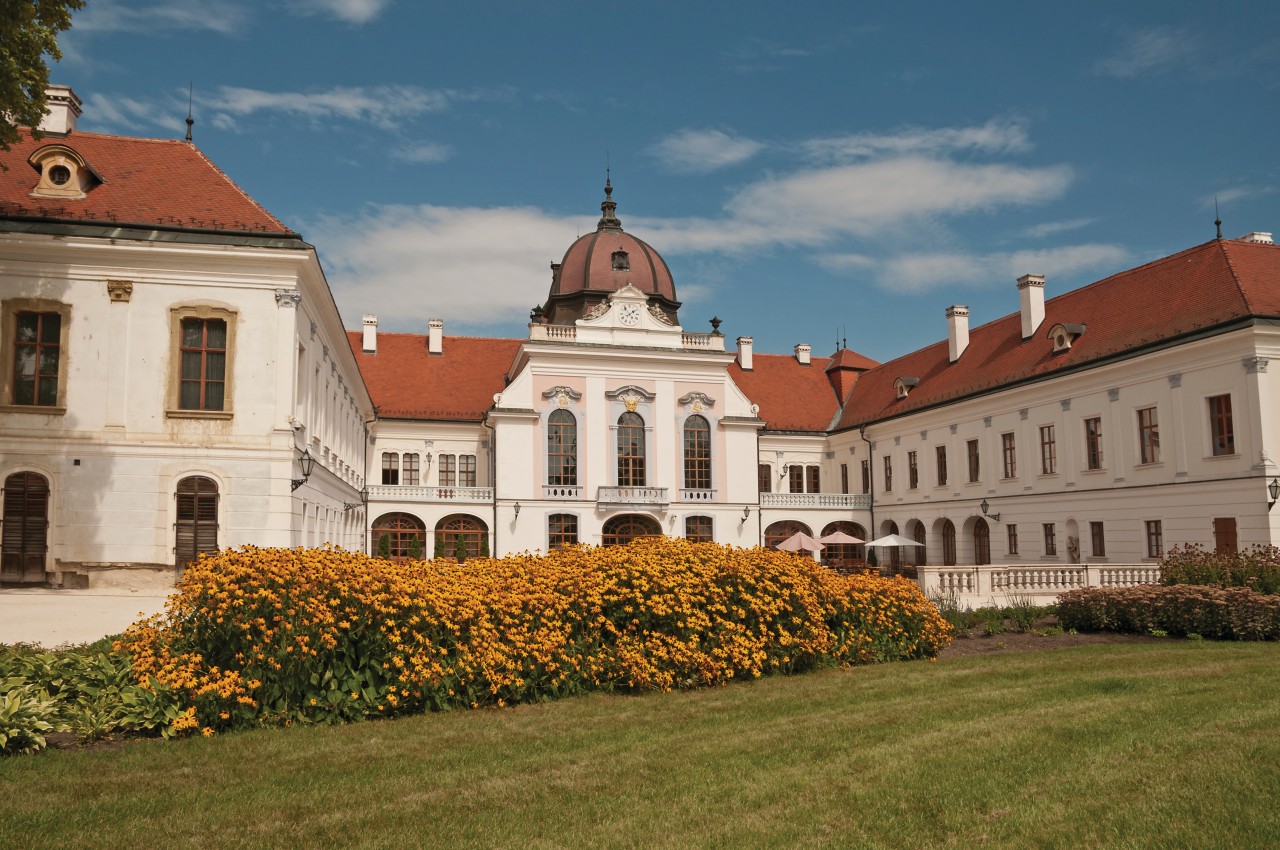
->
58, 0, 1280, 363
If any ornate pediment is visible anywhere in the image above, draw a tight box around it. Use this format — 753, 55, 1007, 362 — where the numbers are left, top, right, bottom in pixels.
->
678, 391, 716, 413
541, 385, 583, 408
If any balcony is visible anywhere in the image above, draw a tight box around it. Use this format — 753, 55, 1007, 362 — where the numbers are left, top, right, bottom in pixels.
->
680, 488, 718, 502
366, 485, 493, 504
597, 486, 669, 509
760, 493, 871, 510
543, 484, 583, 499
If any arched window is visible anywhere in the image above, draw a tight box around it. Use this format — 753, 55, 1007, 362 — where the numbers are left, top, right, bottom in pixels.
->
910, 520, 926, 567
821, 521, 866, 565
175, 476, 219, 567
974, 518, 991, 565
547, 409, 578, 486
617, 411, 646, 486
683, 415, 711, 490
886, 520, 901, 570
436, 513, 488, 562
2, 472, 49, 584
602, 514, 661, 546
372, 512, 425, 561
548, 513, 578, 549
765, 520, 812, 550
942, 519, 957, 566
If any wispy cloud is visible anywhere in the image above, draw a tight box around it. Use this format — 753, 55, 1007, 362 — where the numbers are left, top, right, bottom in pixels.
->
287, 0, 391, 25
846, 244, 1131, 294
1021, 218, 1096, 239
392, 141, 452, 164
1202, 185, 1277, 209
208, 85, 456, 130
1094, 27, 1197, 79
803, 117, 1031, 164
73, 0, 249, 36
649, 129, 765, 173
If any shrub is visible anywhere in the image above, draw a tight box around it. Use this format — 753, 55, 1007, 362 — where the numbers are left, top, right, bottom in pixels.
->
1160, 544, 1280, 595
1057, 585, 1280, 640
117, 540, 953, 735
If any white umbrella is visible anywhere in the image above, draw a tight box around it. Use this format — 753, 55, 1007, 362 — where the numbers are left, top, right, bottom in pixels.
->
777, 532, 824, 552
865, 533, 924, 548
818, 530, 865, 545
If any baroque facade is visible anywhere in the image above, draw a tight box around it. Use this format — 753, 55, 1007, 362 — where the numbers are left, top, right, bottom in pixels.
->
3, 87, 1280, 587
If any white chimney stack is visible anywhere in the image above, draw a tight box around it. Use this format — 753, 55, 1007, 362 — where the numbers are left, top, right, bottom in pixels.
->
428, 318, 443, 354
1018, 274, 1046, 340
737, 336, 753, 371
362, 314, 378, 353
794, 343, 812, 365
947, 306, 970, 363
39, 85, 81, 136
1239, 231, 1274, 244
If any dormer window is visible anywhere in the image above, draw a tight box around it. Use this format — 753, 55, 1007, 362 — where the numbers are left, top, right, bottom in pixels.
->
893, 377, 920, 400
28, 144, 101, 200
1047, 323, 1086, 353
611, 250, 630, 271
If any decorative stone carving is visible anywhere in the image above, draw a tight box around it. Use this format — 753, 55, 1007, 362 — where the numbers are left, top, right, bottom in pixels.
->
678, 391, 716, 412
583, 299, 611, 321
649, 304, 675, 325
983, 416, 992, 428
1108, 388, 1120, 402
1019, 408, 1028, 420
309, 321, 317, 339
542, 385, 583, 408
950, 424, 958, 434
919, 430, 928, 441
322, 344, 330, 361
1167, 373, 1182, 388
274, 288, 301, 307
1060, 399, 1072, 411
1243, 356, 1269, 374
106, 280, 133, 302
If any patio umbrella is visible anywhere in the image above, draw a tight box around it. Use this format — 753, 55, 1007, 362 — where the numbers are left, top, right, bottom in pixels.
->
818, 530, 865, 545
864, 533, 924, 548
777, 532, 824, 561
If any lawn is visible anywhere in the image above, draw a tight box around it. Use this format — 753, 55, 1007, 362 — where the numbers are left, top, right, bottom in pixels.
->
2, 642, 1277, 849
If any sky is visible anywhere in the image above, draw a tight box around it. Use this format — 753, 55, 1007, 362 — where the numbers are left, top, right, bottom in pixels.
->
55, 0, 1280, 363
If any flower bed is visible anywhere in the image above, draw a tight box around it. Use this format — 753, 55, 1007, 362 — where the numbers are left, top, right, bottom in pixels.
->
117, 539, 951, 735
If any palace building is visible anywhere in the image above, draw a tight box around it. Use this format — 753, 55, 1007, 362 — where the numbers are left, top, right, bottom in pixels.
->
3, 87, 1280, 588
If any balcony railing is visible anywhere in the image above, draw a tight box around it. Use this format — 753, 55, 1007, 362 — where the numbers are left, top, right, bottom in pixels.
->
366, 485, 493, 503
597, 486, 669, 508
760, 493, 871, 510
543, 484, 583, 499
680, 488, 718, 502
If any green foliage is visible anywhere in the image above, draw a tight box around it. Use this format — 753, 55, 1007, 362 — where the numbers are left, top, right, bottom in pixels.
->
0, 0, 85, 153
479, 535, 489, 558
454, 534, 467, 561
376, 533, 391, 559
0, 677, 58, 754
1058, 585, 1280, 640
407, 534, 422, 560
1160, 544, 1280, 595
434, 534, 445, 559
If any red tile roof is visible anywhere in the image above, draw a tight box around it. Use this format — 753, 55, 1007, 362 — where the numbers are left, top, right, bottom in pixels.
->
0, 129, 292, 234
729, 353, 848, 432
835, 238, 1280, 430
346, 331, 522, 421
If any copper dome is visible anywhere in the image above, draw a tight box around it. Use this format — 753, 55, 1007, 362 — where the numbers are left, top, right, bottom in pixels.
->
540, 179, 680, 325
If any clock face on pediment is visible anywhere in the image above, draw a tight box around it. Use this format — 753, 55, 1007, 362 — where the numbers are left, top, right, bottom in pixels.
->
618, 302, 642, 326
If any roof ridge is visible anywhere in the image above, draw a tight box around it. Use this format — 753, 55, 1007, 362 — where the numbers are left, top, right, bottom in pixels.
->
1219, 238, 1257, 315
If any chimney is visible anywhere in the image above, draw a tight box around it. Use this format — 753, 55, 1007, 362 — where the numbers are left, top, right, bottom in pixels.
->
39, 85, 81, 136
736, 336, 753, 371
794, 343, 811, 365
428, 318, 443, 354
361, 314, 378, 353
947, 306, 970, 363
1018, 274, 1046, 340
1239, 231, 1274, 244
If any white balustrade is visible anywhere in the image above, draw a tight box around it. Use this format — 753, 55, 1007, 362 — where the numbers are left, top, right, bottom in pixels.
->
760, 492, 871, 509
366, 485, 493, 503
680, 488, 718, 502
597, 486, 669, 507
542, 485, 583, 499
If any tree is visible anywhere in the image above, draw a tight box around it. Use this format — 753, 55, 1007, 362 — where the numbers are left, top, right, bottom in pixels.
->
1, 0, 85, 152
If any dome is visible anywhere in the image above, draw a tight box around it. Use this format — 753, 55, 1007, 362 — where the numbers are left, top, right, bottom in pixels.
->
539, 179, 680, 325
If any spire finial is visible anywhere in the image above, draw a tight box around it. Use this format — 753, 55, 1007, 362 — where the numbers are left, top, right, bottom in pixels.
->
598, 166, 622, 230
1215, 196, 1222, 240
185, 82, 194, 143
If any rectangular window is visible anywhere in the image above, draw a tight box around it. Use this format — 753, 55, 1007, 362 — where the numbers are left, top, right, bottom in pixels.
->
758, 463, 772, 494
1208, 395, 1234, 456
1146, 520, 1164, 559
883, 456, 893, 491
459, 454, 477, 487
806, 465, 820, 494
967, 439, 980, 483
548, 514, 578, 549
11, 311, 61, 406
439, 454, 456, 486
788, 465, 805, 494
381, 452, 399, 485
1085, 417, 1103, 470
402, 453, 419, 486
936, 446, 947, 486
1090, 521, 1106, 557
1007, 523, 1019, 556
1001, 433, 1016, 479
685, 515, 713, 543
840, 463, 849, 495
1138, 407, 1160, 464
1043, 523, 1057, 556
861, 460, 870, 494
908, 451, 919, 489
179, 317, 227, 411
1040, 425, 1056, 474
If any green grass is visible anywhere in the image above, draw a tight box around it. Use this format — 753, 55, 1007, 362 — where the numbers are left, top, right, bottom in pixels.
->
2, 642, 1278, 849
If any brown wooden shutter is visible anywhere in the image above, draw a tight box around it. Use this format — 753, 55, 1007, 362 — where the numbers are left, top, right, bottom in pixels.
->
176, 476, 219, 566
2, 472, 49, 584
1213, 518, 1238, 555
